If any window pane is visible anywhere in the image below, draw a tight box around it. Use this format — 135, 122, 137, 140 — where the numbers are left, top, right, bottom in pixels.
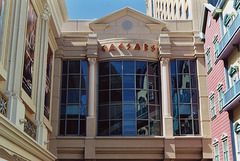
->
193, 105, 198, 119
81, 75, 87, 89
150, 121, 160, 135
61, 75, 67, 88
123, 61, 134, 74
136, 61, 147, 74
99, 91, 109, 105
123, 75, 135, 88
98, 121, 109, 136
191, 75, 197, 88
60, 105, 66, 119
81, 61, 87, 75
180, 120, 192, 134
192, 90, 198, 103
67, 105, 79, 119
69, 60, 80, 73
66, 120, 78, 134
60, 120, 65, 135
137, 120, 148, 135
110, 120, 122, 135
179, 89, 190, 103
68, 89, 79, 103
177, 60, 189, 73
172, 90, 178, 104
136, 90, 148, 104
190, 60, 196, 74
123, 120, 136, 135
111, 75, 122, 89
149, 106, 160, 120
170, 61, 176, 74
171, 75, 177, 88
111, 90, 122, 104
137, 104, 148, 119
111, 61, 122, 74
173, 119, 179, 135
99, 62, 109, 75
178, 75, 190, 88
148, 76, 157, 90
172, 105, 178, 119
98, 105, 109, 120
149, 91, 159, 104
179, 105, 191, 118
194, 120, 199, 134
80, 120, 86, 135
81, 90, 87, 105
62, 61, 68, 74
148, 62, 158, 75
61, 90, 66, 103
99, 76, 109, 90
80, 105, 86, 119
123, 90, 135, 104
68, 75, 80, 88
123, 105, 135, 119
136, 75, 147, 89
110, 105, 122, 119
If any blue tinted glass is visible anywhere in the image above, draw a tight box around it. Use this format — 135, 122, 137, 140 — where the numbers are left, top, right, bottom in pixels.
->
149, 106, 160, 120
193, 105, 198, 119
136, 61, 147, 74
123, 75, 135, 88
170, 61, 176, 74
191, 75, 197, 88
123, 61, 134, 74
110, 105, 122, 119
192, 90, 198, 103
123, 120, 136, 135
99, 62, 109, 75
81, 61, 87, 75
111, 90, 122, 104
110, 120, 122, 135
81, 76, 87, 89
179, 105, 191, 118
173, 119, 179, 135
80, 105, 86, 119
172, 105, 178, 119
136, 75, 147, 89
69, 60, 80, 73
111, 61, 122, 74
68, 89, 79, 103
171, 90, 178, 104
179, 89, 190, 103
81, 90, 87, 104
137, 104, 148, 119
111, 75, 122, 89
171, 75, 177, 88
60, 105, 66, 119
190, 60, 196, 74
67, 105, 79, 118
177, 60, 189, 73
178, 75, 190, 88
68, 75, 80, 88
148, 62, 158, 75
123, 105, 135, 119
150, 121, 160, 135
123, 90, 135, 104
180, 120, 192, 134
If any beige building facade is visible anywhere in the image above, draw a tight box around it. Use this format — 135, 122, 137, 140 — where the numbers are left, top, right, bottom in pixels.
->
0, 0, 212, 161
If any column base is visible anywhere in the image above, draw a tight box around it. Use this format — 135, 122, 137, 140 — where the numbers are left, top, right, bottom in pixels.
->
86, 116, 96, 137
164, 116, 173, 137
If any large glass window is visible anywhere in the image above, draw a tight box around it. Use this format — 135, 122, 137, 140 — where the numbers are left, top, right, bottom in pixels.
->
0, 0, 5, 40
59, 60, 87, 136
98, 60, 161, 136
22, 1, 38, 96
170, 60, 199, 135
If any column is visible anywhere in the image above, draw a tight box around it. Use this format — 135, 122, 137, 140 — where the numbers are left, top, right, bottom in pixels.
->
86, 57, 97, 137
161, 58, 173, 136
34, 3, 51, 146
5, 0, 28, 129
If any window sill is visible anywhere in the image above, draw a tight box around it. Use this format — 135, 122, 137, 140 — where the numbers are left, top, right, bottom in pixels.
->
214, 59, 219, 65
219, 109, 224, 114
21, 88, 36, 114
207, 67, 213, 75
211, 115, 217, 121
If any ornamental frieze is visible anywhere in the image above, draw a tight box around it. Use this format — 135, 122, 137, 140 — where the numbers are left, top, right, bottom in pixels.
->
101, 43, 156, 52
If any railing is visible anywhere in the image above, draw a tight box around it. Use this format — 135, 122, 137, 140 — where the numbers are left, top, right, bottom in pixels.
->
0, 91, 8, 117
24, 118, 37, 140
223, 79, 240, 108
217, 13, 240, 58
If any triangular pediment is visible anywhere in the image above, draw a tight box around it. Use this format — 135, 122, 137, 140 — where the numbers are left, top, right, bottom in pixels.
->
89, 7, 166, 30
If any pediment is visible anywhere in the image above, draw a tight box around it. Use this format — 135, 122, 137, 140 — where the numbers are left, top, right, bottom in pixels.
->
89, 7, 166, 31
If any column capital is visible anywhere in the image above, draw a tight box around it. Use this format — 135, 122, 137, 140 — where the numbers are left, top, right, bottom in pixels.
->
88, 58, 97, 66
161, 58, 170, 66
41, 4, 51, 21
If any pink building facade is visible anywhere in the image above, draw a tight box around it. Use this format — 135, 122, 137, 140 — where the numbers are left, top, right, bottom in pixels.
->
200, 3, 234, 161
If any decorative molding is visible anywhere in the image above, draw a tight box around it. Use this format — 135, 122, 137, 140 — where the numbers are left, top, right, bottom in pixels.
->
217, 83, 223, 91
212, 35, 219, 44
161, 58, 170, 66
209, 92, 215, 99
213, 139, 218, 145
88, 58, 97, 66
221, 133, 228, 140
41, 3, 51, 21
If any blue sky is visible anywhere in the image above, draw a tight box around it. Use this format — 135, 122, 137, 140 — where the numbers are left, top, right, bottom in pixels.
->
65, 0, 147, 20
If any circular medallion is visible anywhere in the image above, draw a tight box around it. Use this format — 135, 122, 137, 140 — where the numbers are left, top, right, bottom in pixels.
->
122, 20, 132, 30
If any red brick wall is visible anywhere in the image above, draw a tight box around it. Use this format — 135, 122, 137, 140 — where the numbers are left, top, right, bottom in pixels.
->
204, 11, 233, 161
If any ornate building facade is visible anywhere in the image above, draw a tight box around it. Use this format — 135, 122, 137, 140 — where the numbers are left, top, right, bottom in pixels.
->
0, 0, 212, 160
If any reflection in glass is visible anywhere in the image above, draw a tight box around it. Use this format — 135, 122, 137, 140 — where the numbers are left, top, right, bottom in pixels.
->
180, 120, 192, 134
67, 105, 79, 119
136, 75, 147, 89
123, 105, 135, 119
110, 120, 122, 135
192, 90, 198, 103
123, 75, 135, 88
98, 121, 109, 136
170, 61, 176, 74
68, 75, 80, 88
81, 75, 87, 89
172, 105, 178, 119
81, 90, 87, 104
149, 106, 160, 120
179, 89, 190, 103
172, 90, 178, 104
61, 90, 66, 103
111, 61, 122, 74
171, 76, 177, 88
190, 60, 196, 74
148, 62, 158, 75
69, 60, 80, 73
99, 62, 109, 75
123, 120, 136, 135
80, 105, 86, 119
178, 75, 190, 88
150, 121, 160, 135
99, 76, 109, 90
194, 120, 199, 134
173, 119, 179, 135
60, 106, 66, 119
81, 61, 88, 75
99, 91, 109, 105
177, 60, 189, 73
111, 75, 122, 89
136, 61, 147, 74
110, 105, 122, 119
123, 61, 134, 74
191, 75, 197, 88
193, 105, 198, 119
137, 120, 148, 135
179, 105, 191, 118
111, 90, 122, 104
123, 90, 135, 104
68, 89, 79, 103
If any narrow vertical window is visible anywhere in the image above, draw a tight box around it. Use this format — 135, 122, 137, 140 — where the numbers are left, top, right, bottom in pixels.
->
22, 1, 38, 96
205, 47, 212, 72
59, 60, 87, 136
180, 6, 182, 17
0, 0, 5, 40
210, 92, 216, 119
213, 139, 220, 161
213, 35, 219, 61
222, 138, 229, 161
186, 7, 189, 19
44, 45, 53, 119
217, 84, 224, 111
170, 60, 199, 135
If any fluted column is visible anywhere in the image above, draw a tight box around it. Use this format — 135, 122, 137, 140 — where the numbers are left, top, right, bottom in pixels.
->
34, 4, 51, 146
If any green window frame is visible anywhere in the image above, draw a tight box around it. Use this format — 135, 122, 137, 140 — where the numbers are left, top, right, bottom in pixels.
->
214, 143, 220, 161
210, 93, 216, 118
222, 134, 229, 161
213, 35, 219, 61
205, 47, 212, 72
